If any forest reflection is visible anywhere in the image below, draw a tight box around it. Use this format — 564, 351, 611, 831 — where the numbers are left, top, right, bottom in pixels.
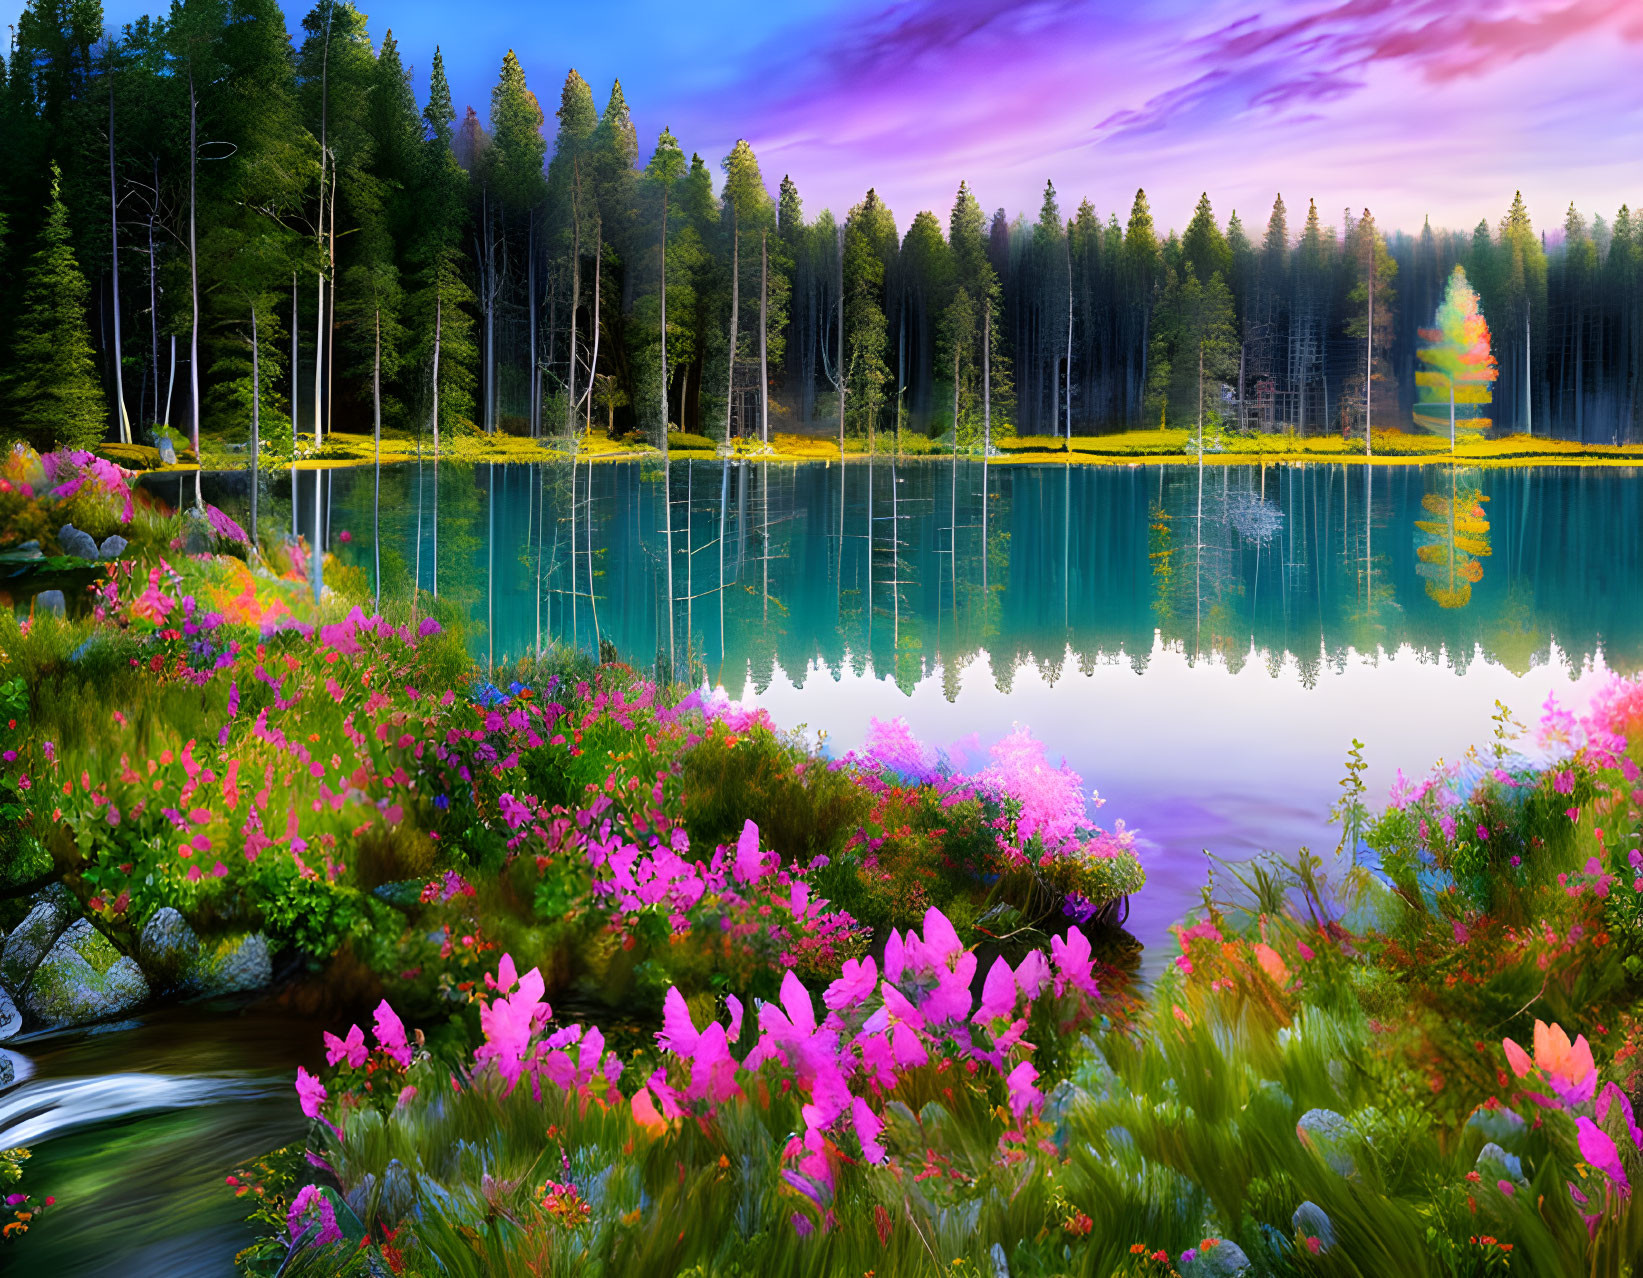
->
279, 459, 1641, 694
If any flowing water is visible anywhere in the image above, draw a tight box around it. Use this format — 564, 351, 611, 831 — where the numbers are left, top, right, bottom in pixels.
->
37, 456, 1639, 1272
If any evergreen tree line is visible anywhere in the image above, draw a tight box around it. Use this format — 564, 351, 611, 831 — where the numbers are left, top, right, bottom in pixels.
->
2, 0, 1638, 456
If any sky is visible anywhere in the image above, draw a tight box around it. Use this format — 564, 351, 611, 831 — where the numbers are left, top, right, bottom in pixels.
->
20, 0, 1643, 238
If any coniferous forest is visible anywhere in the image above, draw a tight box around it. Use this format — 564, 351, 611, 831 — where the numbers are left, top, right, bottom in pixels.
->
2, 0, 1641, 459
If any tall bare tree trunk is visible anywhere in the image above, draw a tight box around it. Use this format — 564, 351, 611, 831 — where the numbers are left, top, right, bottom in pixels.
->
250, 303, 260, 538
836, 222, 845, 456
374, 306, 381, 607
585, 216, 601, 435
527, 212, 538, 437
566, 159, 581, 440
149, 156, 160, 427
328, 160, 337, 439
659, 189, 668, 453
109, 77, 131, 443
1064, 240, 1073, 449
759, 229, 769, 445
1365, 269, 1374, 456
432, 292, 442, 457
724, 208, 738, 442
291, 274, 298, 536
313, 147, 327, 449
188, 71, 201, 508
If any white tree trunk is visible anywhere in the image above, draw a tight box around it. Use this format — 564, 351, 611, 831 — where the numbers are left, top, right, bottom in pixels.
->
109, 78, 130, 444
188, 72, 201, 507
724, 211, 738, 442
659, 191, 669, 453
759, 229, 769, 445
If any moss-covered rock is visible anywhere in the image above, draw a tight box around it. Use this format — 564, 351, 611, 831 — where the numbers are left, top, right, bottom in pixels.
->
0, 985, 20, 1041
137, 907, 201, 993
0, 893, 71, 990
23, 918, 149, 1027
190, 932, 271, 996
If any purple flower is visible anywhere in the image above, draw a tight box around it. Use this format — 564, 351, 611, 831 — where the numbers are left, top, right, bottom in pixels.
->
374, 1000, 413, 1068
1577, 1117, 1628, 1190
287, 1185, 342, 1246
322, 1024, 367, 1069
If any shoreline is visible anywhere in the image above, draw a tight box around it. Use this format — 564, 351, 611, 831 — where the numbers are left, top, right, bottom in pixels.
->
99, 428, 1643, 474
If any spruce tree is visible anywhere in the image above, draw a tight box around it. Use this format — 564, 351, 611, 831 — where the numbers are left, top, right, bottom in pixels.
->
5, 163, 105, 449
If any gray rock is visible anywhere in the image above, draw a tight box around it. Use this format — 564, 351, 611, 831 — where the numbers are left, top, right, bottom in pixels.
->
23, 918, 149, 1027
0, 985, 20, 1040
138, 907, 201, 993
155, 434, 177, 465
0, 540, 43, 562
1296, 1108, 1360, 1178
1, 897, 72, 990
33, 590, 65, 616
57, 524, 100, 560
98, 534, 129, 560
1179, 1239, 1251, 1277
1292, 1201, 1336, 1251
191, 932, 271, 996
0, 1052, 14, 1088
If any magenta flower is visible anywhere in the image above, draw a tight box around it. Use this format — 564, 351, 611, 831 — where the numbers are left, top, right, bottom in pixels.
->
822, 956, 877, 1012
1577, 1117, 1628, 1190
295, 1066, 327, 1118
732, 818, 763, 884
1050, 928, 1100, 999
1006, 1060, 1041, 1119
973, 955, 1019, 1024
374, 1000, 412, 1068
852, 1095, 886, 1163
287, 1184, 342, 1246
323, 1023, 368, 1069
475, 958, 549, 1092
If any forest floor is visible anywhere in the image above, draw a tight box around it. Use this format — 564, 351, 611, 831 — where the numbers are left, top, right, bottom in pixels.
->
93, 425, 1643, 474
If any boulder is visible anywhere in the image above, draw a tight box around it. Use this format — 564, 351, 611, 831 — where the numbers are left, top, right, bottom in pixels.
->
23, 918, 149, 1027
98, 534, 129, 560
1296, 1108, 1361, 1178
0, 985, 20, 1041
0, 1052, 14, 1088
57, 524, 100, 560
192, 932, 271, 996
3, 540, 43, 561
155, 434, 177, 465
33, 590, 65, 616
1178, 1239, 1251, 1277
1, 895, 72, 990
1292, 1201, 1336, 1252
137, 907, 201, 993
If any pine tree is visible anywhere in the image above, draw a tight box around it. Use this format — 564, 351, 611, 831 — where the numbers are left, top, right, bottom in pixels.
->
5, 162, 105, 449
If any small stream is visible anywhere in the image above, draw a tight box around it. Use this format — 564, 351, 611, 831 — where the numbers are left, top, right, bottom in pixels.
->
0, 1004, 315, 1275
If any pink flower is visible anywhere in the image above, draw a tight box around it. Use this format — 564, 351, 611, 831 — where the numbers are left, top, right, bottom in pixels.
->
323, 1023, 368, 1069
287, 1184, 342, 1246
732, 818, 764, 884
1005, 1060, 1041, 1119
1050, 928, 1100, 1000
1503, 1020, 1596, 1108
1577, 1117, 1628, 1189
374, 1000, 412, 1068
852, 1095, 886, 1163
475, 956, 549, 1092
295, 1066, 327, 1118
972, 956, 1019, 1024
822, 956, 877, 1012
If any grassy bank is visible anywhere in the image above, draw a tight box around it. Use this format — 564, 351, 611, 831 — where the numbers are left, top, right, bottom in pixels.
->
94, 425, 1643, 476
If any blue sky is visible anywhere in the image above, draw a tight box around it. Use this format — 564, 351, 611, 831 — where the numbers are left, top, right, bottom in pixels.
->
15, 0, 1643, 238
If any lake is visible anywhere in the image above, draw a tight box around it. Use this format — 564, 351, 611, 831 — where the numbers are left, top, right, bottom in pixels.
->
252, 455, 1637, 962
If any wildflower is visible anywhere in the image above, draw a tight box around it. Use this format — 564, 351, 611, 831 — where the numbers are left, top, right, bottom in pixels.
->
323, 1023, 368, 1069
287, 1185, 342, 1246
1577, 1117, 1628, 1189
374, 1000, 413, 1068
294, 1067, 327, 1118
1503, 1020, 1596, 1107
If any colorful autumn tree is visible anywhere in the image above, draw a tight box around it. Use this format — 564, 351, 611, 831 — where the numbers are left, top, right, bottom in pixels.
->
1414, 472, 1490, 609
1414, 265, 1498, 449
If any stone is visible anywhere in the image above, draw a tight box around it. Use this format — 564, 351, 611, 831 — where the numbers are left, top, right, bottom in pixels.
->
0, 540, 43, 562
1291, 1201, 1336, 1252
57, 524, 100, 560
1296, 1108, 1361, 1178
0, 985, 20, 1040
191, 932, 271, 996
0, 1051, 14, 1088
155, 434, 177, 465
23, 918, 149, 1027
98, 534, 129, 560
1178, 1239, 1251, 1277
1, 897, 72, 990
137, 907, 200, 993
33, 590, 65, 616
